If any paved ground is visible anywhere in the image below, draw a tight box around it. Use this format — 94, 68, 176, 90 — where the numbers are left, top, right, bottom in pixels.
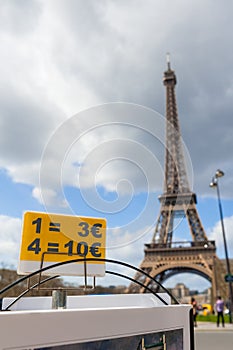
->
194, 321, 233, 331
194, 322, 233, 350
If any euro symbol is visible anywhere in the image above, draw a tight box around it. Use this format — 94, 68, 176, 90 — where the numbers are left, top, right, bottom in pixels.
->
91, 223, 102, 238
90, 243, 101, 257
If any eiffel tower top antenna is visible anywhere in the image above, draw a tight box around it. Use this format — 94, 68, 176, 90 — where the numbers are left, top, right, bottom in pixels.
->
166, 52, 171, 70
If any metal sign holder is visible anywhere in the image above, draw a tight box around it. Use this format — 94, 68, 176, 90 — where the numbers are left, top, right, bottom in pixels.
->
0, 257, 180, 312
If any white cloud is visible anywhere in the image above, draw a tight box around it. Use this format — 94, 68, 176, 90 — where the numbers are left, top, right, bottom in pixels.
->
32, 186, 67, 208
207, 215, 233, 259
99, 225, 154, 286
0, 215, 22, 268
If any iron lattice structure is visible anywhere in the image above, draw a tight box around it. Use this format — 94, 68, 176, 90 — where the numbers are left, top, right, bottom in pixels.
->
127, 60, 227, 303
153, 60, 206, 245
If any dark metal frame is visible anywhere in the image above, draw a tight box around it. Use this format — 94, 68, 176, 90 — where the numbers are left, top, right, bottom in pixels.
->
0, 257, 179, 311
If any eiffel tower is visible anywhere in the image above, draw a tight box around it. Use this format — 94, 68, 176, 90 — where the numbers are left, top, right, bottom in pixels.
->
127, 56, 227, 303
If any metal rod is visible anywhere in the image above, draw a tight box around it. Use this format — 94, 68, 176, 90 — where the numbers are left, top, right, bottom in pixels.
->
216, 180, 233, 323
84, 256, 87, 289
52, 290, 67, 309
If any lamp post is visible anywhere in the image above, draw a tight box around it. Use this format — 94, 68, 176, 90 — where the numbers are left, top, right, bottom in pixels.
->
210, 169, 233, 323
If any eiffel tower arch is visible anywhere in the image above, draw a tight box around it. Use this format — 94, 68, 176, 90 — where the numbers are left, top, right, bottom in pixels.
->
127, 57, 227, 304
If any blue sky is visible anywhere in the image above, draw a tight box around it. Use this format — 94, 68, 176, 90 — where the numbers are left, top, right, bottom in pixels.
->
1, 0, 233, 292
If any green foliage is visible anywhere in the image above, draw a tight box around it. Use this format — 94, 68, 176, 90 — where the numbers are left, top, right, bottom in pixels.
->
197, 314, 230, 323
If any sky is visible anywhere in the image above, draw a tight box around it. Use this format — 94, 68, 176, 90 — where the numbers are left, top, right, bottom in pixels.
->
1, 0, 233, 292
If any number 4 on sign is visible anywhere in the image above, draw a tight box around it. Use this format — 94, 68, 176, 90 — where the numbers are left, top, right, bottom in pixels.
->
27, 238, 41, 254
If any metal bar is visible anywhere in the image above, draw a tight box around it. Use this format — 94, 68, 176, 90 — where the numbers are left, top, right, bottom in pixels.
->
216, 182, 233, 323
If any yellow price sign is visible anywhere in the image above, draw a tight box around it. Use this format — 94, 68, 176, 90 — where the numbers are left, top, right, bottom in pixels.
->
18, 211, 106, 276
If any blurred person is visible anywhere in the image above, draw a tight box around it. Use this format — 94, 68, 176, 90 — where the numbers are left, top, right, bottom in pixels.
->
191, 297, 198, 327
216, 296, 225, 327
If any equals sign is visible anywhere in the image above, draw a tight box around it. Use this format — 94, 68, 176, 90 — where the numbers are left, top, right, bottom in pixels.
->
47, 242, 59, 253
49, 222, 61, 232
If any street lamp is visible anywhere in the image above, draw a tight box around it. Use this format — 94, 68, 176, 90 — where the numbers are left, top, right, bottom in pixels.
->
210, 169, 233, 323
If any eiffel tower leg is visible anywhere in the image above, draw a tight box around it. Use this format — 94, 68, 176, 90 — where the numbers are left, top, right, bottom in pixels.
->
153, 209, 174, 246
186, 207, 208, 241
153, 272, 166, 293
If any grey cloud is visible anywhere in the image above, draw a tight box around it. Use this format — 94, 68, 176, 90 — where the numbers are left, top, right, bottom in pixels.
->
0, 83, 63, 165
0, 0, 41, 35
0, 0, 233, 199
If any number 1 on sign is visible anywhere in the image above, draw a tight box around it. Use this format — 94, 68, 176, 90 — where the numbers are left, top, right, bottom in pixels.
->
32, 217, 42, 234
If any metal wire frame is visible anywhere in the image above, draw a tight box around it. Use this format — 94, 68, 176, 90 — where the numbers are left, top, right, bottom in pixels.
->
0, 257, 179, 311
2, 275, 59, 311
